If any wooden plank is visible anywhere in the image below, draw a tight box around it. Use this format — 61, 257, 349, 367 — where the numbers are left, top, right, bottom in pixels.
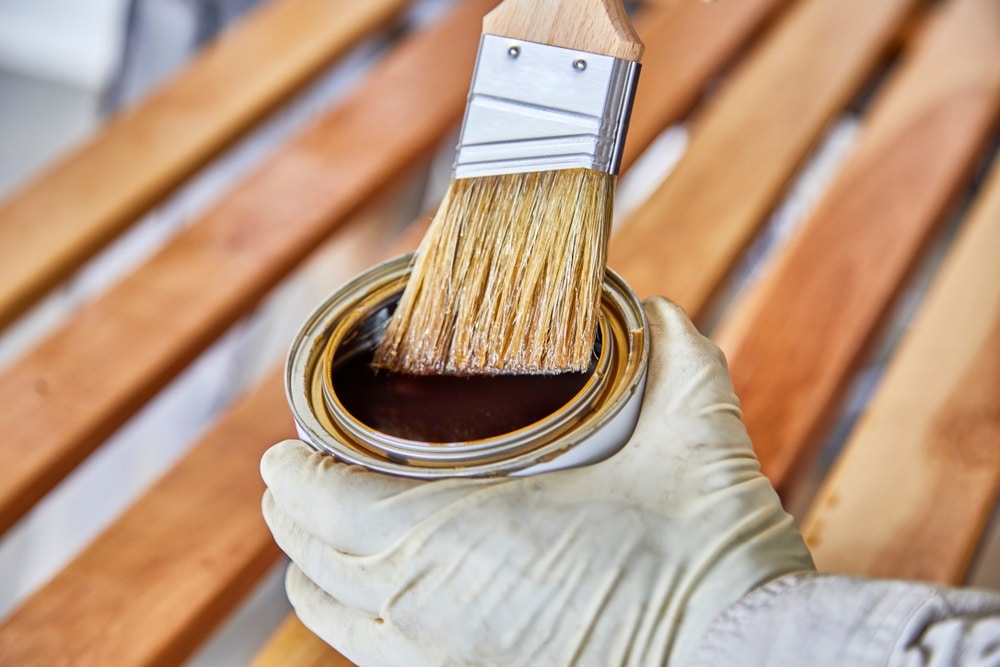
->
713, 0, 1000, 495
802, 152, 1000, 584
608, 0, 919, 314
0, 0, 411, 331
0, 0, 493, 537
250, 617, 355, 667
0, 170, 423, 666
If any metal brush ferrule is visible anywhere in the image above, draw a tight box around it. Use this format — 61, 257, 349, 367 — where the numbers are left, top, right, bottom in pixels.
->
453, 35, 640, 179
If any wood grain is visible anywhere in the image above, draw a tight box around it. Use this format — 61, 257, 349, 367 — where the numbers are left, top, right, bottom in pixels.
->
483, 0, 643, 60
0, 0, 493, 537
608, 0, 919, 316
713, 0, 1000, 496
801, 150, 1000, 584
0, 0, 410, 331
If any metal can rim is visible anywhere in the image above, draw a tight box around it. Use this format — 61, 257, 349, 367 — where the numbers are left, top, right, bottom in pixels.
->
285, 253, 648, 478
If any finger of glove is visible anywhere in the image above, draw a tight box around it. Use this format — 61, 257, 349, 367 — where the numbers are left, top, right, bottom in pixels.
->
638, 296, 741, 422
286, 563, 423, 667
261, 439, 498, 555
598, 297, 760, 493
264, 491, 391, 616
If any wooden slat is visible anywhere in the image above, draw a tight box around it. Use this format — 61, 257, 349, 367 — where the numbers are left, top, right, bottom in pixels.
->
0, 0, 410, 331
0, 0, 493, 537
802, 152, 1000, 584
0, 168, 423, 666
608, 0, 919, 315
619, 0, 785, 168
713, 0, 1000, 495
251, 617, 355, 667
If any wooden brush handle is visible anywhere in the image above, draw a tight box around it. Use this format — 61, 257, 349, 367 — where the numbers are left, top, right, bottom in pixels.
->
483, 0, 643, 61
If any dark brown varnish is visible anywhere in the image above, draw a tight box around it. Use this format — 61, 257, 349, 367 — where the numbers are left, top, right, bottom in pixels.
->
332, 351, 590, 442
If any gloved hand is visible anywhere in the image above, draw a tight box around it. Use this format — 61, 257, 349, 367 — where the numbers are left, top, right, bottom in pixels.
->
261, 297, 815, 666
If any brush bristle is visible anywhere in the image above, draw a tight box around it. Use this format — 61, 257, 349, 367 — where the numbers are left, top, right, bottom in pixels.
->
374, 168, 613, 376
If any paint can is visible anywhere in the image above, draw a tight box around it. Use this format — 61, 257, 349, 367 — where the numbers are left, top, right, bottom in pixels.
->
285, 253, 648, 478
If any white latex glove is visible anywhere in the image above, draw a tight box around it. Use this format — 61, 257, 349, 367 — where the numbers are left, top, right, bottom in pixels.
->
261, 297, 815, 667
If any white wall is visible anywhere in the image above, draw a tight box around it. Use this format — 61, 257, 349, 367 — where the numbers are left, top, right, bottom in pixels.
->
0, 0, 130, 91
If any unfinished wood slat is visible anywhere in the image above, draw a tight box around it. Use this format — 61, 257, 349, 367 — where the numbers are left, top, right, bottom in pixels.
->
713, 0, 1000, 495
0, 0, 410, 332
608, 0, 919, 315
0, 0, 493, 537
802, 152, 1000, 584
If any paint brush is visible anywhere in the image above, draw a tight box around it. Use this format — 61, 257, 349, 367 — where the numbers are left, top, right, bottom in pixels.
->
375, 0, 643, 375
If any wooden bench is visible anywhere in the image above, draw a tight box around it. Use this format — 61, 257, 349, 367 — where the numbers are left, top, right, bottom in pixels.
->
0, 0, 997, 663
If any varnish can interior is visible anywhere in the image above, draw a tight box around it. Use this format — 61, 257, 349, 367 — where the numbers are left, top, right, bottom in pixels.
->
285, 254, 648, 478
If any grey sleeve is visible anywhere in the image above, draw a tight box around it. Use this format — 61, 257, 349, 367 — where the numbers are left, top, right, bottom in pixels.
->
686, 573, 1000, 667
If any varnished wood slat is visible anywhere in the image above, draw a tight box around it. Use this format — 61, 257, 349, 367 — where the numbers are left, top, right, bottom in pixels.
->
608, 0, 919, 314
0, 0, 494, 537
802, 152, 1000, 584
0, 0, 411, 331
713, 0, 1000, 495
0, 171, 424, 666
